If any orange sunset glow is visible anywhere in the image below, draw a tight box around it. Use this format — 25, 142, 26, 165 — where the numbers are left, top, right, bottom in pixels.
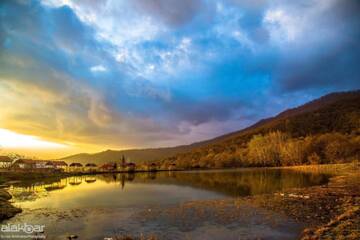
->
0, 1, 359, 239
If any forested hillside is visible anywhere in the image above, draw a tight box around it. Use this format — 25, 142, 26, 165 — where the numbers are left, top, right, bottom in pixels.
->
62, 90, 360, 166
160, 90, 360, 169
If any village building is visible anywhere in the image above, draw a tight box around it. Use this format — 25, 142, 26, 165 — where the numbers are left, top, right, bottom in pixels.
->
69, 163, 83, 172
36, 160, 55, 169
12, 159, 56, 170
51, 161, 68, 171
99, 163, 117, 172
126, 162, 136, 172
12, 159, 36, 169
85, 163, 97, 172
0, 156, 13, 169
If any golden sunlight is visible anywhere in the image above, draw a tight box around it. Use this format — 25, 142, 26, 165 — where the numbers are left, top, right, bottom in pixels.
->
0, 128, 68, 149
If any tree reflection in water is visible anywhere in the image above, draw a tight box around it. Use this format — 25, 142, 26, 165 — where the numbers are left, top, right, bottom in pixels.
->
8, 169, 330, 200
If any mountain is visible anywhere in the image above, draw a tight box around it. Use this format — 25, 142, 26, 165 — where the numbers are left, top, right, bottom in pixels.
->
162, 90, 360, 168
197, 90, 360, 143
60, 142, 207, 165
61, 90, 360, 165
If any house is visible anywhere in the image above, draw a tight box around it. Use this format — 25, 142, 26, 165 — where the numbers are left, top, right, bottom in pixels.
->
12, 159, 57, 170
85, 163, 97, 172
69, 163, 83, 172
43, 161, 55, 169
51, 161, 68, 171
99, 163, 117, 172
33, 160, 55, 169
12, 159, 36, 169
0, 156, 13, 169
126, 162, 136, 172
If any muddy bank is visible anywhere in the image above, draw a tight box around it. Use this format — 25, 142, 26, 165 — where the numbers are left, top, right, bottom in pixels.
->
231, 164, 360, 239
0, 188, 22, 222
131, 163, 359, 239
233, 178, 358, 239
191, 163, 360, 239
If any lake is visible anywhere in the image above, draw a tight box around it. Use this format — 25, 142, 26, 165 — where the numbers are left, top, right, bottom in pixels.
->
4, 169, 330, 240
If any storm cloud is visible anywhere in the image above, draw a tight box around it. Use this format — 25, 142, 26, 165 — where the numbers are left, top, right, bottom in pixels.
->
131, 0, 205, 27
0, 0, 359, 152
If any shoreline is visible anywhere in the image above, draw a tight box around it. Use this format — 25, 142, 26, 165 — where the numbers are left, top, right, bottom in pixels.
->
235, 163, 360, 239
0, 163, 359, 238
0, 162, 355, 180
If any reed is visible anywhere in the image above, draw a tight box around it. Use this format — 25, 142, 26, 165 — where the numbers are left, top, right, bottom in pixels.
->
282, 162, 359, 175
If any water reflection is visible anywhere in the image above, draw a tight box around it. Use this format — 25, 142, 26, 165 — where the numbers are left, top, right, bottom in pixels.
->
6, 169, 324, 240
44, 182, 66, 192
84, 176, 96, 183
8, 169, 329, 205
69, 176, 82, 185
134, 169, 330, 196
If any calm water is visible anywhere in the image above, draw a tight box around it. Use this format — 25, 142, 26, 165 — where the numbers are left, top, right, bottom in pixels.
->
4, 169, 329, 240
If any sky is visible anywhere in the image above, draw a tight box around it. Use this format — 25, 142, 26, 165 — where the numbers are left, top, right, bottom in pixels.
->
0, 0, 359, 158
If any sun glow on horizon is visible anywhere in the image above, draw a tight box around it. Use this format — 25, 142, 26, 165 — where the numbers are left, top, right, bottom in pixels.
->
0, 128, 68, 149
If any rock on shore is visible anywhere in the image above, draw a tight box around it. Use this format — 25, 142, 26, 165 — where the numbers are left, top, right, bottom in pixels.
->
0, 189, 22, 221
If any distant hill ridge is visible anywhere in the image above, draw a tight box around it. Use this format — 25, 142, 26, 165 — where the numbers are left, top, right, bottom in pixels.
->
60, 90, 360, 165
59, 143, 204, 165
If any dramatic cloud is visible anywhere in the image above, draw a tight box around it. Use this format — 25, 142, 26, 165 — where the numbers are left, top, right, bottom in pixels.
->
0, 0, 359, 157
263, 0, 360, 92
131, 0, 204, 27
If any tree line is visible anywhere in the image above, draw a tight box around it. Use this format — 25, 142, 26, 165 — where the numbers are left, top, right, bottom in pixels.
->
161, 131, 360, 169
160, 91, 360, 169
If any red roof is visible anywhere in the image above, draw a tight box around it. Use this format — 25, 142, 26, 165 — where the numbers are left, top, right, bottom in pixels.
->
100, 163, 116, 169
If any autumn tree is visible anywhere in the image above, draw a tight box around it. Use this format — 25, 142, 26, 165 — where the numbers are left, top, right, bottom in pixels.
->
247, 131, 289, 166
